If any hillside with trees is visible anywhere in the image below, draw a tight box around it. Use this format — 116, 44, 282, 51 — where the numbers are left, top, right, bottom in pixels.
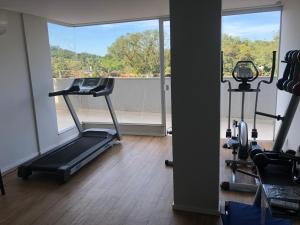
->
222, 33, 279, 76
50, 30, 278, 78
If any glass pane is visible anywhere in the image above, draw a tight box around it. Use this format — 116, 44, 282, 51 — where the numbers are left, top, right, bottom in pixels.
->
48, 20, 162, 132
221, 11, 281, 140
222, 11, 280, 77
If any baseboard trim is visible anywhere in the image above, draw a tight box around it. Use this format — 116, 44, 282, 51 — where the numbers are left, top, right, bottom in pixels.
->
172, 203, 220, 216
1, 152, 38, 175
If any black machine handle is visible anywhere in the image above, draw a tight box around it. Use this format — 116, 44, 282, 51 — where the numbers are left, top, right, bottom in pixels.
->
91, 88, 108, 97
261, 51, 277, 85
49, 85, 80, 97
49, 90, 67, 97
221, 51, 226, 83
91, 79, 114, 97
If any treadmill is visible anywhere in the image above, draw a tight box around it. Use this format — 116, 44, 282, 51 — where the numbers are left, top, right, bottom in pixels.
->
18, 77, 121, 182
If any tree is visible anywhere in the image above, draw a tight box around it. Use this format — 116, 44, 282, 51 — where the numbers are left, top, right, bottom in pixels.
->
100, 56, 124, 75
107, 30, 161, 77
222, 33, 279, 77
50, 31, 278, 79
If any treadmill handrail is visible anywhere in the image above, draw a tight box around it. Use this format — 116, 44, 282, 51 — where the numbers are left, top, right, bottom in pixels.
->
91, 78, 114, 97
49, 86, 80, 97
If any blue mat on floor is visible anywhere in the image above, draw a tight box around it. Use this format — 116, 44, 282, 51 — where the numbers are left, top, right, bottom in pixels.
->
221, 201, 291, 225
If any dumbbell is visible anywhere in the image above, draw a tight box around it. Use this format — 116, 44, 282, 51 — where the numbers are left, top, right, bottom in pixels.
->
286, 51, 300, 93
253, 153, 293, 170
250, 148, 263, 159
250, 148, 296, 160
286, 149, 296, 156
292, 52, 300, 96
249, 148, 281, 160
277, 50, 295, 90
282, 50, 299, 91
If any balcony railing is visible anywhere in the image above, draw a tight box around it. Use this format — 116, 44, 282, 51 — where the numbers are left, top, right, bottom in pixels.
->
53, 77, 277, 140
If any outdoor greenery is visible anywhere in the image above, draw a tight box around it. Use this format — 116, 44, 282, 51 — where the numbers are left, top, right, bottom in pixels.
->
50, 30, 279, 78
222, 33, 279, 76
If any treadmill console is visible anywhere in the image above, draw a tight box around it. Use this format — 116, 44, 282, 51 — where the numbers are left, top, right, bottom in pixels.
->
82, 78, 101, 89
49, 78, 114, 97
72, 78, 102, 92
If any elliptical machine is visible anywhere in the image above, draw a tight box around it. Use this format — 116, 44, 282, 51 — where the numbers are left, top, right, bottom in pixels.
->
221, 51, 276, 192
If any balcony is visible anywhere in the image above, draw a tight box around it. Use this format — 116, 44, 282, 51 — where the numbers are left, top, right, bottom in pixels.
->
54, 77, 277, 140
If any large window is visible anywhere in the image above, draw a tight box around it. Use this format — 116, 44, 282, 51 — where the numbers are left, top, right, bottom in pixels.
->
222, 11, 280, 77
48, 20, 164, 132
221, 11, 281, 140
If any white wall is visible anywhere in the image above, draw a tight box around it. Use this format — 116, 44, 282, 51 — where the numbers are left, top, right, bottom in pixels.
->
170, 0, 221, 215
22, 14, 61, 154
54, 78, 167, 113
276, 0, 300, 150
0, 11, 39, 171
0, 10, 77, 172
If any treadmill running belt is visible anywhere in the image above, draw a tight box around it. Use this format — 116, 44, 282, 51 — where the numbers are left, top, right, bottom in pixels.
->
31, 136, 106, 169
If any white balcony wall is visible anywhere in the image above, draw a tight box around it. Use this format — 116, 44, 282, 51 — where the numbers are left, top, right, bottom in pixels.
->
53, 77, 276, 119
53, 77, 169, 114
221, 77, 277, 118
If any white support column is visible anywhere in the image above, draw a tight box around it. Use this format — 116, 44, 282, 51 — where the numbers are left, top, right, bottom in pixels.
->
22, 14, 61, 154
170, 0, 221, 215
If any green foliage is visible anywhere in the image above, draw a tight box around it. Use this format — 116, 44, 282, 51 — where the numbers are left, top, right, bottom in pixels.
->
50, 30, 279, 78
107, 30, 160, 77
222, 34, 279, 77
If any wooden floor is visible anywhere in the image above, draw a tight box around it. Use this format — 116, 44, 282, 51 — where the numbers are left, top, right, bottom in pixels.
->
0, 136, 294, 225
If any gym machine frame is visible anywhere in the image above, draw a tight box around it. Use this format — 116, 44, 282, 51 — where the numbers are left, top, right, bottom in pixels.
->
221, 51, 276, 192
18, 78, 121, 182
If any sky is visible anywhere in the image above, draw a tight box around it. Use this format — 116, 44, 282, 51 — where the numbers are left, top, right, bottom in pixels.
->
222, 11, 280, 40
48, 11, 280, 56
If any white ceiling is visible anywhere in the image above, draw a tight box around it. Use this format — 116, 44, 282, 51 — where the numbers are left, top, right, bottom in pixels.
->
0, 0, 282, 26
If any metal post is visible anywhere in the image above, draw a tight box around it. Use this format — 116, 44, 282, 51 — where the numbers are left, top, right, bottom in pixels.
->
227, 82, 232, 129
105, 95, 121, 140
241, 91, 245, 121
272, 95, 300, 152
159, 18, 167, 133
63, 95, 83, 133
253, 82, 263, 130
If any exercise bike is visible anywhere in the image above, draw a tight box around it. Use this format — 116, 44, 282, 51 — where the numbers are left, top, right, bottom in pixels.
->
220, 51, 276, 192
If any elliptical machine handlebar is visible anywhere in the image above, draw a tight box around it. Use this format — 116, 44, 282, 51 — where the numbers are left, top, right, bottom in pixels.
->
261, 51, 277, 85
221, 51, 227, 83
221, 51, 233, 138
